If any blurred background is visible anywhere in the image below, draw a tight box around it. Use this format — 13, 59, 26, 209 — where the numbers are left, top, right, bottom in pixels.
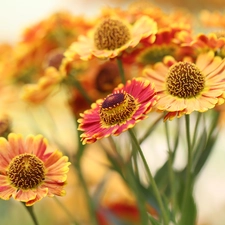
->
1, 0, 225, 225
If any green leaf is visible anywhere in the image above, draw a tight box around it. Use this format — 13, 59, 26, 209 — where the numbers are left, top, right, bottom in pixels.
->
178, 191, 197, 225
193, 132, 218, 177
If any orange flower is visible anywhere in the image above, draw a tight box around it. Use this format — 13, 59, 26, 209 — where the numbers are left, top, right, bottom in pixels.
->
97, 201, 158, 225
0, 133, 70, 206
21, 67, 63, 104
9, 11, 92, 83
186, 33, 225, 55
67, 15, 157, 60
200, 10, 225, 28
143, 51, 225, 120
123, 28, 194, 66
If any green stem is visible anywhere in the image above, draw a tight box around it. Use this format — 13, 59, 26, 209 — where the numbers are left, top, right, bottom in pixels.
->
74, 119, 97, 225
191, 112, 202, 150
75, 163, 99, 225
116, 58, 126, 84
68, 76, 93, 104
180, 115, 193, 219
22, 203, 39, 225
126, 165, 149, 225
185, 115, 192, 190
128, 129, 169, 225
139, 114, 164, 144
165, 121, 178, 219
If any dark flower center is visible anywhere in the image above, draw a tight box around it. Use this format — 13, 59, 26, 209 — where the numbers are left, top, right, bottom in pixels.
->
94, 18, 131, 50
95, 62, 120, 93
100, 92, 137, 126
166, 62, 205, 98
8, 153, 45, 190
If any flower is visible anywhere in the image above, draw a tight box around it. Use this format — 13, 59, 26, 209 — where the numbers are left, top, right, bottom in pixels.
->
143, 51, 225, 120
97, 201, 158, 225
67, 15, 157, 60
78, 77, 157, 144
200, 10, 225, 28
21, 67, 63, 104
125, 28, 193, 66
185, 32, 225, 57
0, 133, 70, 206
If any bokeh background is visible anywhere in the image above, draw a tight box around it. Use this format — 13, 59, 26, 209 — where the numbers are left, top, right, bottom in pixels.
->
1, 0, 225, 225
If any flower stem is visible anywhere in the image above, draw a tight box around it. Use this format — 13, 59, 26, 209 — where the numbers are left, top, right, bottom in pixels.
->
22, 203, 39, 225
165, 121, 178, 219
180, 115, 193, 223
184, 115, 192, 198
75, 163, 99, 225
128, 129, 169, 225
67, 74, 93, 104
116, 58, 126, 84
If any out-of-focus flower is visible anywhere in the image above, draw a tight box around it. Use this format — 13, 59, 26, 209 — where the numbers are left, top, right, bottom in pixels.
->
0, 114, 11, 138
151, 0, 225, 11
123, 28, 194, 66
78, 77, 157, 144
21, 67, 63, 104
66, 60, 124, 118
143, 51, 225, 120
200, 10, 225, 28
61, 47, 135, 118
97, 201, 157, 225
67, 14, 157, 60
8, 11, 92, 84
183, 32, 225, 58
0, 133, 70, 206
128, 0, 193, 30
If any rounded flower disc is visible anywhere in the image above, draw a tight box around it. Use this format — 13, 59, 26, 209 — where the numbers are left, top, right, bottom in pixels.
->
78, 77, 157, 144
0, 133, 70, 206
67, 15, 157, 60
143, 51, 225, 120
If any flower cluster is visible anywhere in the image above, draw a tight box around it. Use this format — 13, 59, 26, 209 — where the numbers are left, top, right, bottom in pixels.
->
1, 1, 225, 225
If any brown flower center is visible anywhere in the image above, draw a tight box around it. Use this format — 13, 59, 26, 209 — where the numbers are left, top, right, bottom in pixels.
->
100, 92, 137, 126
94, 18, 131, 50
166, 62, 205, 98
95, 62, 120, 93
8, 153, 45, 190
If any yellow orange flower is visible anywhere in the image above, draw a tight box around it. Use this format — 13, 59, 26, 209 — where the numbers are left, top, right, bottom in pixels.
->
143, 51, 225, 120
200, 10, 225, 28
186, 33, 225, 55
129, 28, 194, 66
8, 11, 92, 83
0, 133, 70, 206
78, 77, 157, 144
67, 15, 157, 60
21, 67, 63, 104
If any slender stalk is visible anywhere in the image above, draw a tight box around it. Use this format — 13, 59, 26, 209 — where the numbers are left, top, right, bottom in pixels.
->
22, 203, 39, 225
128, 129, 169, 225
139, 114, 164, 144
191, 112, 202, 150
74, 118, 98, 225
180, 115, 193, 218
126, 164, 149, 225
68, 76, 93, 104
116, 58, 126, 84
75, 163, 99, 225
165, 121, 178, 219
